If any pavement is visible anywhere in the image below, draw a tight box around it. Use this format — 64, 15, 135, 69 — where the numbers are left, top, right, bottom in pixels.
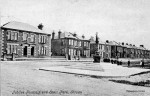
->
39, 62, 150, 77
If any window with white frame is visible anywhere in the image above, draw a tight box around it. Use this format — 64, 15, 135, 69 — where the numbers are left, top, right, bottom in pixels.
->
7, 44, 18, 54
79, 41, 81, 46
23, 32, 28, 41
30, 34, 35, 42
86, 42, 89, 47
40, 46, 46, 55
14, 32, 18, 40
7, 30, 18, 40
74, 40, 77, 46
39, 35, 41, 43
84, 50, 86, 56
84, 42, 86, 46
39, 35, 46, 43
7, 45, 11, 54
7, 30, 11, 40
69, 39, 72, 45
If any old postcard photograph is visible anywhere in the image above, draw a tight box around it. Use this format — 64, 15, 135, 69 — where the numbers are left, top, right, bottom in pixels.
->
0, 0, 150, 96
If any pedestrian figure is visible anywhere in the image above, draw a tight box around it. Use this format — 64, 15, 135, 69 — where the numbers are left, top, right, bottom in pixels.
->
117, 60, 119, 65
120, 60, 122, 65
141, 59, 145, 68
111, 59, 113, 64
74, 55, 76, 60
128, 60, 130, 67
78, 55, 80, 60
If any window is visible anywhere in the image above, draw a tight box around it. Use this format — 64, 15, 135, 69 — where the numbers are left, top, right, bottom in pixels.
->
23, 32, 28, 41
69, 49, 73, 55
7, 45, 11, 54
7, 30, 18, 41
30, 34, 35, 42
39, 35, 41, 43
7, 44, 18, 54
78, 41, 81, 46
74, 50, 76, 55
84, 50, 86, 56
14, 32, 18, 40
40, 46, 46, 55
39, 35, 46, 43
41, 46, 44, 54
69, 39, 73, 45
44, 36, 46, 43
84, 42, 86, 46
72, 40, 74, 45
11, 32, 15, 40
7, 30, 11, 40
74, 40, 77, 46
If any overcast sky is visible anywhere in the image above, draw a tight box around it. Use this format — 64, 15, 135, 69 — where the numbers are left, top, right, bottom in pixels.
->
0, 0, 150, 49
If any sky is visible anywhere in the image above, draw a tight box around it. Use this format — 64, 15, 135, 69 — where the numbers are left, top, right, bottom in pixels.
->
0, 0, 150, 49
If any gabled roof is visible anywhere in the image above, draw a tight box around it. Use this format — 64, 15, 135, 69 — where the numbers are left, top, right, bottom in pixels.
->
1, 21, 45, 34
138, 46, 147, 50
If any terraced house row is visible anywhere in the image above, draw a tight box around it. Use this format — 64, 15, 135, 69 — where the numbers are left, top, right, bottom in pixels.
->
0, 21, 51, 60
90, 37, 150, 59
0, 21, 150, 60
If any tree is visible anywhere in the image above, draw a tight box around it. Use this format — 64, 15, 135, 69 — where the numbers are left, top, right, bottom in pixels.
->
38, 23, 44, 30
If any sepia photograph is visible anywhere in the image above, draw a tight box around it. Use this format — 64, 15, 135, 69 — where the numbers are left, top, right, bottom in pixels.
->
0, 0, 150, 96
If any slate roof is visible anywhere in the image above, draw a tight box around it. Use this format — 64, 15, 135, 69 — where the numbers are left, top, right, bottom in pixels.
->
54, 32, 77, 39
89, 36, 105, 44
54, 31, 89, 41
1, 21, 45, 34
106, 41, 119, 46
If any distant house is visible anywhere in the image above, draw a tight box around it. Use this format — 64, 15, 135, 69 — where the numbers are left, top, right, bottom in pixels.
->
51, 31, 90, 59
89, 37, 105, 58
0, 21, 51, 60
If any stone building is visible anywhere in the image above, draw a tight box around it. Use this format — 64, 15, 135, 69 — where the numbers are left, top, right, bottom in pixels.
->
89, 36, 105, 58
51, 31, 90, 59
0, 21, 51, 60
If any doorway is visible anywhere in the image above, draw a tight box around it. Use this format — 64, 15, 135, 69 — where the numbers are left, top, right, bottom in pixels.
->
23, 46, 27, 56
31, 46, 34, 56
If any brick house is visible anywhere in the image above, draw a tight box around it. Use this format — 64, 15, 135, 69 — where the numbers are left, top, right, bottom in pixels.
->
51, 31, 90, 59
0, 21, 51, 60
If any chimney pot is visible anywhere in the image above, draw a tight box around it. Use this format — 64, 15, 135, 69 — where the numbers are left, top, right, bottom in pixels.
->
52, 30, 55, 39
106, 40, 109, 43
58, 30, 61, 39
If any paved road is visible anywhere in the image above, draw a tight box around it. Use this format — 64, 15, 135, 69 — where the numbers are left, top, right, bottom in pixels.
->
1, 61, 150, 96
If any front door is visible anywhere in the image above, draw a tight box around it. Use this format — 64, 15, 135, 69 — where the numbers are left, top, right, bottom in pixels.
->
31, 46, 34, 56
23, 46, 27, 57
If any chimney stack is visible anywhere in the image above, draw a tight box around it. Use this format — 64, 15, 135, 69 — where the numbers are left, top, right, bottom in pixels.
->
52, 30, 55, 39
140, 45, 144, 47
73, 32, 77, 37
58, 30, 61, 39
82, 35, 85, 39
106, 40, 109, 43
